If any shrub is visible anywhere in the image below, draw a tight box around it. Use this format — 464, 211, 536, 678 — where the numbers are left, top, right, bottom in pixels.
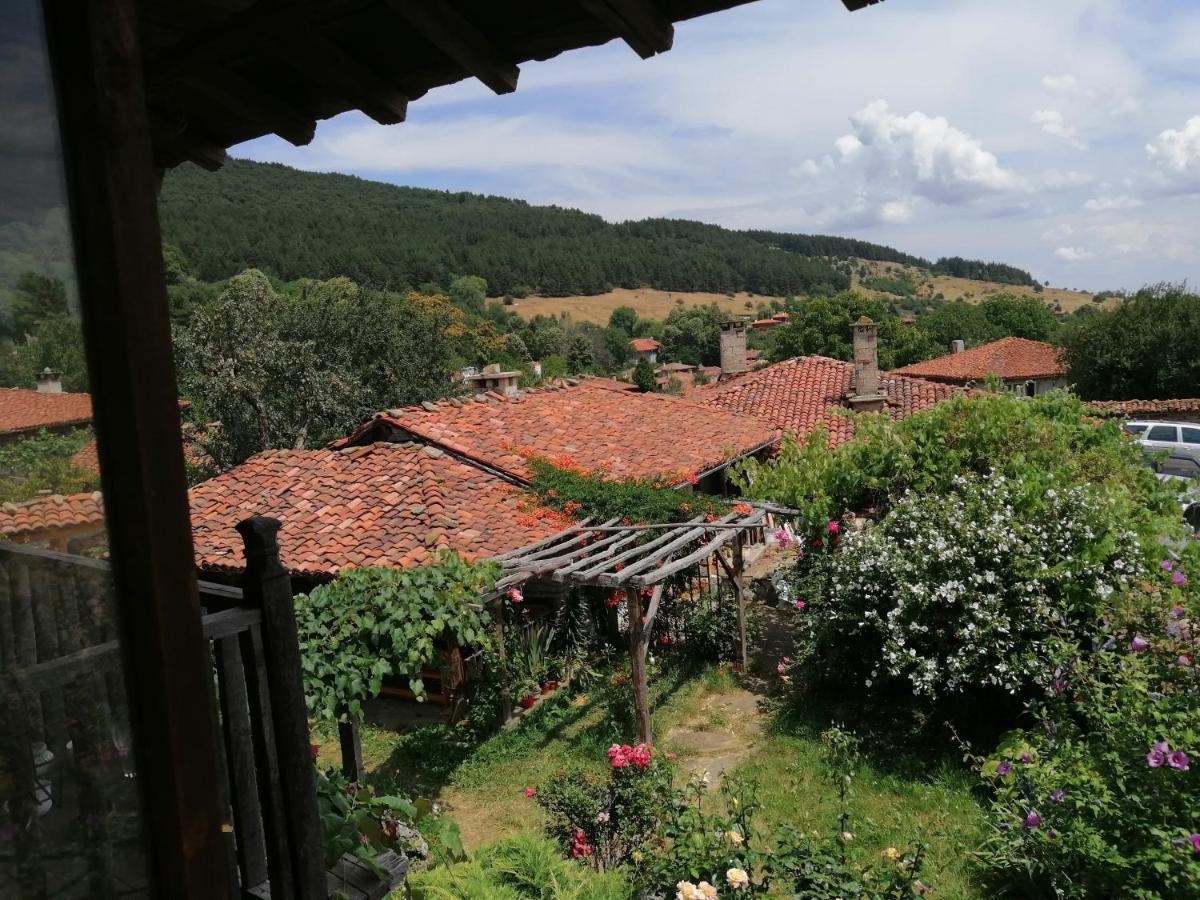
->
406, 833, 631, 900
793, 474, 1143, 704
536, 742, 674, 872
974, 556, 1200, 897
295, 554, 499, 721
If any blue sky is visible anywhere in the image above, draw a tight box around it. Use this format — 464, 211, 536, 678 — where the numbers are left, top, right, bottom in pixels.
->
234, 0, 1200, 293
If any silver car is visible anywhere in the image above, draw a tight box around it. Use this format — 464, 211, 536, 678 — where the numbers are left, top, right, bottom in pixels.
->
1124, 420, 1200, 452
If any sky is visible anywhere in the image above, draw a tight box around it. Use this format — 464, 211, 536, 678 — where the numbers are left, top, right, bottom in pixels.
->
233, 0, 1200, 293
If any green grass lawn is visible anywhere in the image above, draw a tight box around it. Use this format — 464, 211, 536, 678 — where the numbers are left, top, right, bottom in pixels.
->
317, 664, 987, 897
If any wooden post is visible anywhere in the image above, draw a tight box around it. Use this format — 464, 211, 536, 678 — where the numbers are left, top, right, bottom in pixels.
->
41, 1, 230, 895
493, 604, 512, 725
732, 537, 748, 670
625, 587, 652, 744
236, 517, 325, 900
338, 718, 365, 784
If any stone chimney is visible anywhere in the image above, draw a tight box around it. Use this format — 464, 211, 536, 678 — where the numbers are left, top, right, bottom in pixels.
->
466, 363, 521, 397
35, 367, 63, 394
950, 339, 965, 354
848, 317, 887, 413
719, 321, 747, 375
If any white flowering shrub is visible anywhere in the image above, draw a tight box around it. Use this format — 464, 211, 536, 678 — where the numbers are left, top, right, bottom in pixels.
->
796, 474, 1141, 700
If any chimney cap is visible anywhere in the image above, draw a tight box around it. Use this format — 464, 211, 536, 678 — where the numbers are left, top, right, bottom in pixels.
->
854, 316, 875, 327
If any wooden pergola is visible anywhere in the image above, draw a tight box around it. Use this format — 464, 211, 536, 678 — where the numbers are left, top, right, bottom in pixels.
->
491, 505, 779, 742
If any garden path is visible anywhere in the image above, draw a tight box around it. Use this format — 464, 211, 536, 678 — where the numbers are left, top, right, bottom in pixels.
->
661, 687, 763, 784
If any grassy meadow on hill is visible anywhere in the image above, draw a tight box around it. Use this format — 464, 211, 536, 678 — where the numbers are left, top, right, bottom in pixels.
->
496, 259, 1109, 325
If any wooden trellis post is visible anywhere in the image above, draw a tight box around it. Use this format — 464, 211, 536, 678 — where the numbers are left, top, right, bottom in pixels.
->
626, 583, 664, 744
714, 541, 749, 671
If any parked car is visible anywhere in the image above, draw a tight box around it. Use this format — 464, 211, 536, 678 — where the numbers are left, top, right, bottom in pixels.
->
1123, 420, 1200, 451
1142, 445, 1200, 480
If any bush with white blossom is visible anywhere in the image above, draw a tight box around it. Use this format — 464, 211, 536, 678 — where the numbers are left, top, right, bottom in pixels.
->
795, 473, 1143, 701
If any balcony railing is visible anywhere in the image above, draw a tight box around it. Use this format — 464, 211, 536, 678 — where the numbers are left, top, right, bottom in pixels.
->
0, 518, 405, 899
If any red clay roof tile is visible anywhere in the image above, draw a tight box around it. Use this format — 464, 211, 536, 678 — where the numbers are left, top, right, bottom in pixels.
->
891, 337, 1066, 382
338, 382, 778, 483
189, 443, 564, 578
0, 389, 92, 435
699, 356, 962, 448
1087, 398, 1200, 416
0, 491, 105, 539
630, 338, 661, 352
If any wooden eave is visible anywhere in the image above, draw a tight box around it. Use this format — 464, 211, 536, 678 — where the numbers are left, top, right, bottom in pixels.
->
137, 0, 880, 170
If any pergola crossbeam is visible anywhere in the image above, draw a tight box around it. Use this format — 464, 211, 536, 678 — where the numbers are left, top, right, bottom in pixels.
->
571, 513, 707, 581
597, 511, 740, 586
629, 509, 765, 587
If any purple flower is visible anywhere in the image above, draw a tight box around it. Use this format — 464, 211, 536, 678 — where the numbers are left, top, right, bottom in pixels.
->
1131, 635, 1150, 653
1179, 655, 1193, 667
996, 761, 1013, 776
1050, 789, 1066, 803
1171, 605, 1185, 620
1161, 560, 1175, 572
1019, 753, 1033, 764
1190, 834, 1200, 853
1147, 748, 1167, 768
1169, 751, 1190, 771
1172, 571, 1188, 586
1052, 678, 1067, 693
1024, 812, 1041, 829
1168, 623, 1183, 638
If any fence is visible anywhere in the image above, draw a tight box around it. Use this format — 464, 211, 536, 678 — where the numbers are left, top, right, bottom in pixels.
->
0, 518, 403, 900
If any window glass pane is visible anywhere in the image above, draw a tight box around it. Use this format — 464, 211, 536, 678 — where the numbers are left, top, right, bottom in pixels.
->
1123, 423, 1148, 435
1147, 425, 1178, 442
1181, 427, 1200, 445
0, 2, 150, 895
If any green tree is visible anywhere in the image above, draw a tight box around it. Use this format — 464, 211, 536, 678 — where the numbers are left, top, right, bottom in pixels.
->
979, 294, 1059, 341
632, 356, 657, 392
1062, 283, 1200, 400
448, 275, 488, 315
607, 305, 639, 337
603, 327, 632, 368
661, 303, 723, 365
918, 302, 1001, 350
11, 272, 68, 336
566, 334, 595, 373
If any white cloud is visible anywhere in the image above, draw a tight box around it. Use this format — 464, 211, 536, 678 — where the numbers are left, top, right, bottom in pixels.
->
1031, 109, 1084, 148
1083, 193, 1142, 211
1147, 115, 1200, 175
830, 100, 1026, 205
792, 155, 833, 178
1043, 73, 1084, 96
1055, 246, 1095, 261
1040, 169, 1093, 191
1041, 223, 1074, 242
879, 200, 914, 224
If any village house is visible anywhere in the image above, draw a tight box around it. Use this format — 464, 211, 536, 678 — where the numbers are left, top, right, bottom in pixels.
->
333, 380, 779, 493
629, 337, 661, 363
699, 318, 963, 446
891, 336, 1069, 396
0, 377, 93, 445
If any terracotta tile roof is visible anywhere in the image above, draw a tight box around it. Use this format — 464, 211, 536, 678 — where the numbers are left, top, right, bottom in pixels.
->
337, 383, 779, 484
891, 337, 1066, 383
70, 439, 99, 473
750, 318, 781, 328
700, 356, 963, 447
0, 389, 92, 436
579, 376, 637, 392
1087, 398, 1200, 417
630, 338, 661, 352
189, 443, 564, 578
0, 491, 105, 539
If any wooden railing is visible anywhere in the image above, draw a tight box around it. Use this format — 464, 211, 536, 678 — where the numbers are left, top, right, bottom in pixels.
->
0, 518, 404, 900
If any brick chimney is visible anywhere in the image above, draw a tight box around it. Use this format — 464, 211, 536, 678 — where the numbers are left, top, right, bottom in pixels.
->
35, 367, 63, 394
848, 317, 886, 413
719, 321, 747, 375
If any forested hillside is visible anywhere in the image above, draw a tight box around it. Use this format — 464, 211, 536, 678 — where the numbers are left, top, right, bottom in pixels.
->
160, 160, 937, 298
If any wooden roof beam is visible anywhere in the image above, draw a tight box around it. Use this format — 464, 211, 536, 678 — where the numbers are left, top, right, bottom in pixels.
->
385, 0, 520, 95
287, 28, 410, 126
186, 71, 316, 147
842, 0, 884, 10
576, 0, 674, 59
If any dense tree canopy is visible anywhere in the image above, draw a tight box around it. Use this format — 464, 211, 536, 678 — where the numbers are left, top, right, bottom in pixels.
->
159, 161, 940, 297
1062, 284, 1200, 400
173, 270, 458, 467
931, 257, 1036, 286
